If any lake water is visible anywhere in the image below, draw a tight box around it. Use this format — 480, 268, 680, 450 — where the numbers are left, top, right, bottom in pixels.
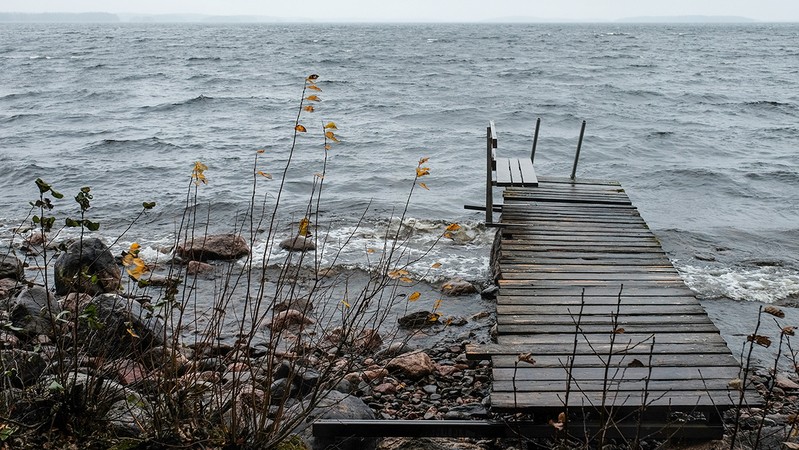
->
1, 22, 798, 305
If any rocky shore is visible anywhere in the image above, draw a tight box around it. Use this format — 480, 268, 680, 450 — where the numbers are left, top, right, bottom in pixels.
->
2, 234, 799, 450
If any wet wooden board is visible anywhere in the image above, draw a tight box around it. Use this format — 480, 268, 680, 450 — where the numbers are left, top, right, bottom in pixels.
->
478, 177, 757, 421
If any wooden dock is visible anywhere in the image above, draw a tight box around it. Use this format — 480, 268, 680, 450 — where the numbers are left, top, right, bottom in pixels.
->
468, 176, 760, 434
314, 122, 761, 442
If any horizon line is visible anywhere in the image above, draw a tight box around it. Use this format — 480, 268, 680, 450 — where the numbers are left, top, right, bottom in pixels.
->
2, 11, 795, 24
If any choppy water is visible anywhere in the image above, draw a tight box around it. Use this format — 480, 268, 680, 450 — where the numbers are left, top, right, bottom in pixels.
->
1, 22, 798, 304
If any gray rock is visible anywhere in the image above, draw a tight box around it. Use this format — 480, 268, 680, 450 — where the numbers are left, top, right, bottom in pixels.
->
177, 233, 250, 262
443, 403, 488, 419
270, 377, 298, 403
9, 286, 61, 337
292, 390, 376, 450
480, 285, 499, 300
333, 379, 354, 394
0, 349, 46, 386
54, 238, 120, 295
0, 255, 24, 280
297, 367, 321, 396
41, 371, 129, 405
77, 293, 165, 357
105, 394, 152, 437
280, 235, 316, 252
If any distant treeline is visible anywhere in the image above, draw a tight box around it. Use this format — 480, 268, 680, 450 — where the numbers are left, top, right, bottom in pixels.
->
0, 12, 120, 23
0, 12, 292, 23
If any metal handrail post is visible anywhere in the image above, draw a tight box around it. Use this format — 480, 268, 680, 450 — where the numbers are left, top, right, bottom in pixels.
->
570, 120, 586, 181
486, 125, 493, 224
530, 117, 541, 163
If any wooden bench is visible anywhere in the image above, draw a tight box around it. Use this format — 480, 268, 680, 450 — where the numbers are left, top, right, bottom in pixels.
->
485, 121, 538, 224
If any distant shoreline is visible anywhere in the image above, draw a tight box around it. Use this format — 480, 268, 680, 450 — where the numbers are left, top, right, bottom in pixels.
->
1, 11, 789, 24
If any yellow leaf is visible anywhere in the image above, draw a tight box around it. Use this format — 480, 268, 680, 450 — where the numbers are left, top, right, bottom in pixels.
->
367, 248, 376, 254
431, 262, 442, 269
303, 105, 315, 113
443, 232, 453, 239
126, 258, 148, 280
314, 173, 325, 179
446, 223, 461, 232
399, 276, 413, 283
257, 171, 273, 179
324, 143, 331, 150
191, 161, 208, 185
428, 312, 440, 322
298, 218, 311, 237
418, 182, 429, 190
324, 122, 338, 130
305, 95, 321, 102
342, 299, 351, 308
416, 166, 430, 177
306, 74, 319, 81
388, 269, 409, 279
256, 149, 265, 154
126, 327, 140, 338
122, 253, 134, 266
307, 84, 322, 91
295, 124, 307, 132
419, 157, 429, 165
432, 298, 443, 311
325, 131, 339, 142
409, 292, 421, 302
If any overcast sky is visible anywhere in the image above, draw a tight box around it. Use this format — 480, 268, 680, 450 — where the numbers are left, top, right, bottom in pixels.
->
3, 0, 799, 22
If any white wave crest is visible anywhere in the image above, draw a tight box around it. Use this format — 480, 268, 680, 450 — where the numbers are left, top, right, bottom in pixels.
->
677, 264, 799, 303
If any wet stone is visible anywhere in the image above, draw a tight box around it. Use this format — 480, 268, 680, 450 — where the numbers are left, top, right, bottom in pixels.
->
422, 384, 437, 395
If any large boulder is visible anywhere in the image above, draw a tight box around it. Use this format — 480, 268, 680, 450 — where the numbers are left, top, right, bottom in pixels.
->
9, 286, 61, 337
177, 234, 249, 262
54, 238, 121, 295
386, 351, 435, 379
0, 255, 24, 280
77, 293, 165, 357
292, 390, 376, 450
